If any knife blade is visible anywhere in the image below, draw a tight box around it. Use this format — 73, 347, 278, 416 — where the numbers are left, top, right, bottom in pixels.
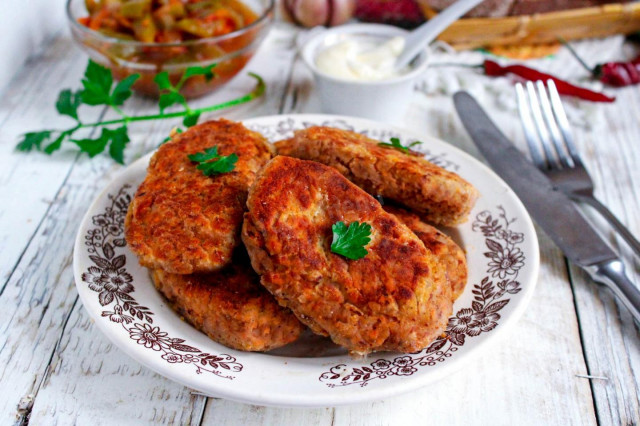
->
454, 91, 614, 266
453, 91, 640, 321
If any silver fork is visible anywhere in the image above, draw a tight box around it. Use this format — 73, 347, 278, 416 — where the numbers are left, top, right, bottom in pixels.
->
516, 80, 640, 257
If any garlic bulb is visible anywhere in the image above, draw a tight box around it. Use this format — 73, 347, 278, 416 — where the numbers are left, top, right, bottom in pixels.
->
281, 0, 356, 28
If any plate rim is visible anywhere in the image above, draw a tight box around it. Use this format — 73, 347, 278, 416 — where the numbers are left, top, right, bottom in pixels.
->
73, 113, 540, 407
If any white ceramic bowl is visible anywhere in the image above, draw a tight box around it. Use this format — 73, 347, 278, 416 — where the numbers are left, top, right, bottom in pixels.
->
300, 24, 428, 124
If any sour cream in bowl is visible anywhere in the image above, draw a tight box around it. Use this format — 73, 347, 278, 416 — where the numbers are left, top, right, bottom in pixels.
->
300, 24, 428, 123
315, 36, 409, 81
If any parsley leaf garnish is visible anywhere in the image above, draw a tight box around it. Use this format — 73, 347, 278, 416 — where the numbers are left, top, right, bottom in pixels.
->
107, 126, 130, 164
71, 129, 111, 158
331, 221, 372, 260
71, 125, 130, 163
188, 146, 238, 176
56, 89, 82, 120
183, 112, 201, 128
80, 60, 140, 107
15, 59, 264, 162
155, 63, 216, 113
157, 87, 186, 113
111, 74, 139, 106
184, 64, 217, 82
16, 131, 52, 152
44, 133, 67, 154
80, 60, 113, 105
377, 137, 422, 154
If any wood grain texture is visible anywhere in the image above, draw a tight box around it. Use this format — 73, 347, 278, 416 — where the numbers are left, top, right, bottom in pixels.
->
29, 293, 208, 425
202, 401, 333, 425
200, 37, 597, 424
0, 36, 103, 286
19, 91, 213, 425
324, 231, 597, 426
0, 22, 638, 426
0, 0, 66, 92
0, 35, 113, 426
336, 97, 598, 426
566, 85, 640, 426
15, 26, 308, 426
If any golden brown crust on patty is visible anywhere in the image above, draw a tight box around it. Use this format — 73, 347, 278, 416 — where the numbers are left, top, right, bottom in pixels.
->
242, 156, 452, 355
275, 126, 479, 226
126, 119, 273, 274
384, 205, 468, 301
151, 254, 305, 352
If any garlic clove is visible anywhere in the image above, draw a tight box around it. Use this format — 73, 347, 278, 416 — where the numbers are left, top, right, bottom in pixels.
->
328, 0, 356, 26
281, 0, 355, 28
294, 0, 330, 27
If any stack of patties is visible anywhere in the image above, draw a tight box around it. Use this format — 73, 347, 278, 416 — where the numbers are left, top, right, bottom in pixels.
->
240, 128, 477, 356
126, 120, 478, 357
125, 120, 305, 352
274, 126, 478, 304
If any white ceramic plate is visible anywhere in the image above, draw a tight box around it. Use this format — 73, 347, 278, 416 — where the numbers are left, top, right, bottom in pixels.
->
73, 114, 539, 407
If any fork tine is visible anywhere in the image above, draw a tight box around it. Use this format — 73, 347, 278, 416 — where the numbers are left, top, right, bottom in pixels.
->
547, 80, 583, 167
515, 83, 547, 168
525, 81, 558, 169
535, 81, 572, 168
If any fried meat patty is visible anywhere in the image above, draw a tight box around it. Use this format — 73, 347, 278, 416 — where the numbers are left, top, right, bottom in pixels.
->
275, 126, 478, 226
151, 255, 305, 352
384, 206, 467, 301
126, 120, 273, 274
242, 156, 452, 355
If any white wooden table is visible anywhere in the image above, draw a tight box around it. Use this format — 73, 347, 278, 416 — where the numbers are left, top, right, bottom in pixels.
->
1, 23, 639, 425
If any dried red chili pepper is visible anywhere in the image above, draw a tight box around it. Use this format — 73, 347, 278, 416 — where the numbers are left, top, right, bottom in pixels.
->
431, 60, 616, 102
598, 58, 640, 86
482, 59, 615, 103
562, 39, 640, 87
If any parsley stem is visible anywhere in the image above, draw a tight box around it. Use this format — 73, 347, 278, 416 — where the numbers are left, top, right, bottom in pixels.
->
78, 73, 265, 129
176, 75, 189, 91
110, 105, 131, 125
17, 63, 266, 160
111, 105, 128, 119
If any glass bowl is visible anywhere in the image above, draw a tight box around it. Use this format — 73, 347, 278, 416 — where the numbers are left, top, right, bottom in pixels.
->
67, 0, 274, 98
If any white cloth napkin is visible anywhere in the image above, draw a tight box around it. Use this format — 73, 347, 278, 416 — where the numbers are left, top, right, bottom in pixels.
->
417, 36, 629, 130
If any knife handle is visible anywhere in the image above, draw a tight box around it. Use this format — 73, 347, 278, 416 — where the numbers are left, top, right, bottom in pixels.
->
586, 259, 640, 323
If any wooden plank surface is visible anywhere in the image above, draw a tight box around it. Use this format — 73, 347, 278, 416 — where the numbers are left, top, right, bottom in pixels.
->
0, 37, 102, 285
18, 94, 207, 425
0, 23, 638, 425
567, 85, 640, 426
0, 36, 112, 426
22, 26, 316, 426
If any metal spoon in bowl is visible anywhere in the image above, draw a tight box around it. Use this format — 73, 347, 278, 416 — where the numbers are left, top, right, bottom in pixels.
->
395, 0, 484, 70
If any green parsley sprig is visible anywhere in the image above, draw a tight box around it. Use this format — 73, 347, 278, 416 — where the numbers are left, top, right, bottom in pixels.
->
154, 63, 217, 127
331, 221, 372, 260
188, 146, 238, 176
16, 60, 265, 164
377, 137, 422, 154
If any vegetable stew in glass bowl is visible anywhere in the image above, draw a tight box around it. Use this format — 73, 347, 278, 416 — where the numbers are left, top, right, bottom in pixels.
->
67, 0, 274, 98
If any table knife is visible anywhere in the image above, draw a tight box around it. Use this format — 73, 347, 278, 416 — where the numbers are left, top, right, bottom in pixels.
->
453, 91, 640, 322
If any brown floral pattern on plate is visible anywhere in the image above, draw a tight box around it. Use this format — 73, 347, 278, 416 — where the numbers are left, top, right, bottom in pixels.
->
81, 185, 243, 379
319, 206, 524, 387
